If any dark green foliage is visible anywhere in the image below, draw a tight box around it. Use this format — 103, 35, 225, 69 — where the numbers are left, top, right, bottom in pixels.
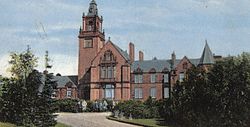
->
206, 54, 250, 127
0, 78, 25, 125
164, 52, 250, 127
55, 99, 79, 113
0, 49, 57, 126
34, 73, 57, 126
114, 97, 163, 119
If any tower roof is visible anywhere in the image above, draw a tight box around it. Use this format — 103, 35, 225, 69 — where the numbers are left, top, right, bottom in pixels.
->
199, 40, 214, 65
88, 0, 98, 16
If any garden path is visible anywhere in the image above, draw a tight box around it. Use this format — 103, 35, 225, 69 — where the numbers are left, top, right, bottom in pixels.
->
56, 112, 140, 127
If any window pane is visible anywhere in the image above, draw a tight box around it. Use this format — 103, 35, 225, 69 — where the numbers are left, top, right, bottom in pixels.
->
101, 67, 105, 78
134, 75, 138, 83
134, 88, 142, 99
179, 73, 185, 82
164, 88, 169, 98
151, 74, 156, 83
134, 88, 138, 98
139, 88, 143, 98
139, 75, 143, 83
150, 87, 156, 98
105, 84, 114, 99
67, 90, 72, 97
164, 74, 169, 83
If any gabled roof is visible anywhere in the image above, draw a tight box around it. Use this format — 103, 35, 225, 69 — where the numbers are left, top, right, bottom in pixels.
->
199, 41, 214, 65
110, 42, 130, 62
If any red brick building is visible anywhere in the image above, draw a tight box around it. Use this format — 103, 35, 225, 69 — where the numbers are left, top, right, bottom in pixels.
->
76, 0, 217, 101
53, 76, 78, 99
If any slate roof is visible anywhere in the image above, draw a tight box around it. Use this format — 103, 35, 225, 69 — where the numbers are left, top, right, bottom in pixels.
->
53, 76, 77, 88
38, 75, 77, 93
199, 42, 215, 65
111, 42, 130, 62
68, 75, 78, 86
131, 58, 201, 73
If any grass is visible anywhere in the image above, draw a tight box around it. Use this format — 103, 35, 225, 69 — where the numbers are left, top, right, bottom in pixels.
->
107, 116, 170, 127
0, 122, 16, 127
0, 122, 71, 127
55, 122, 72, 127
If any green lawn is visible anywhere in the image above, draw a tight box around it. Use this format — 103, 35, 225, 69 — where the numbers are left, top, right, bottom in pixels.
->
0, 122, 71, 127
0, 122, 16, 127
55, 122, 71, 127
107, 116, 170, 127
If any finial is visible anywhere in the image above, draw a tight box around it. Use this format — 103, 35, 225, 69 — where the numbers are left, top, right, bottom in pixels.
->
82, 12, 85, 17
45, 50, 52, 70
172, 51, 175, 55
79, 26, 82, 33
27, 45, 31, 52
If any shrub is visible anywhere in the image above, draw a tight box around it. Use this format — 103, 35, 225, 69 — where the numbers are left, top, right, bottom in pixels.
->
55, 99, 79, 113
114, 98, 162, 119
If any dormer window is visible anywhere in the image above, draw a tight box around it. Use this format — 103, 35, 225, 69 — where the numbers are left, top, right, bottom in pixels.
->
103, 50, 114, 61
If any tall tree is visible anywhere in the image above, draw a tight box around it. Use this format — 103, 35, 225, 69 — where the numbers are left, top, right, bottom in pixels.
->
0, 48, 57, 126
169, 53, 250, 127
207, 53, 250, 127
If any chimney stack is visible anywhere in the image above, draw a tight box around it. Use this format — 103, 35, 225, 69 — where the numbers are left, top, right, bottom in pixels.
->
129, 42, 135, 63
171, 51, 176, 69
139, 51, 144, 61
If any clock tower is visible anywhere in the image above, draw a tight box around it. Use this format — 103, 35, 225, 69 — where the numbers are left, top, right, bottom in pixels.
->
78, 0, 105, 99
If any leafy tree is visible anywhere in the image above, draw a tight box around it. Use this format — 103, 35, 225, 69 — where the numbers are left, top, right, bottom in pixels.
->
207, 53, 250, 127
0, 75, 3, 96
9, 49, 38, 80
168, 53, 250, 127
0, 48, 57, 126
171, 66, 211, 127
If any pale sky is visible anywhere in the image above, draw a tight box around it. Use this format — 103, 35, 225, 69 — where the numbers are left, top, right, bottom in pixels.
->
0, 0, 250, 76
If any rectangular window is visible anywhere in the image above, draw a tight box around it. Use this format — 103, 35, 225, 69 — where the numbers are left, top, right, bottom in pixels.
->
151, 74, 156, 83
104, 84, 114, 99
164, 87, 169, 98
84, 39, 93, 48
179, 73, 185, 82
101, 67, 106, 78
107, 67, 114, 78
164, 74, 169, 83
139, 75, 143, 83
134, 88, 143, 99
134, 75, 138, 83
100, 66, 115, 79
67, 88, 72, 98
150, 87, 156, 98
134, 74, 143, 83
